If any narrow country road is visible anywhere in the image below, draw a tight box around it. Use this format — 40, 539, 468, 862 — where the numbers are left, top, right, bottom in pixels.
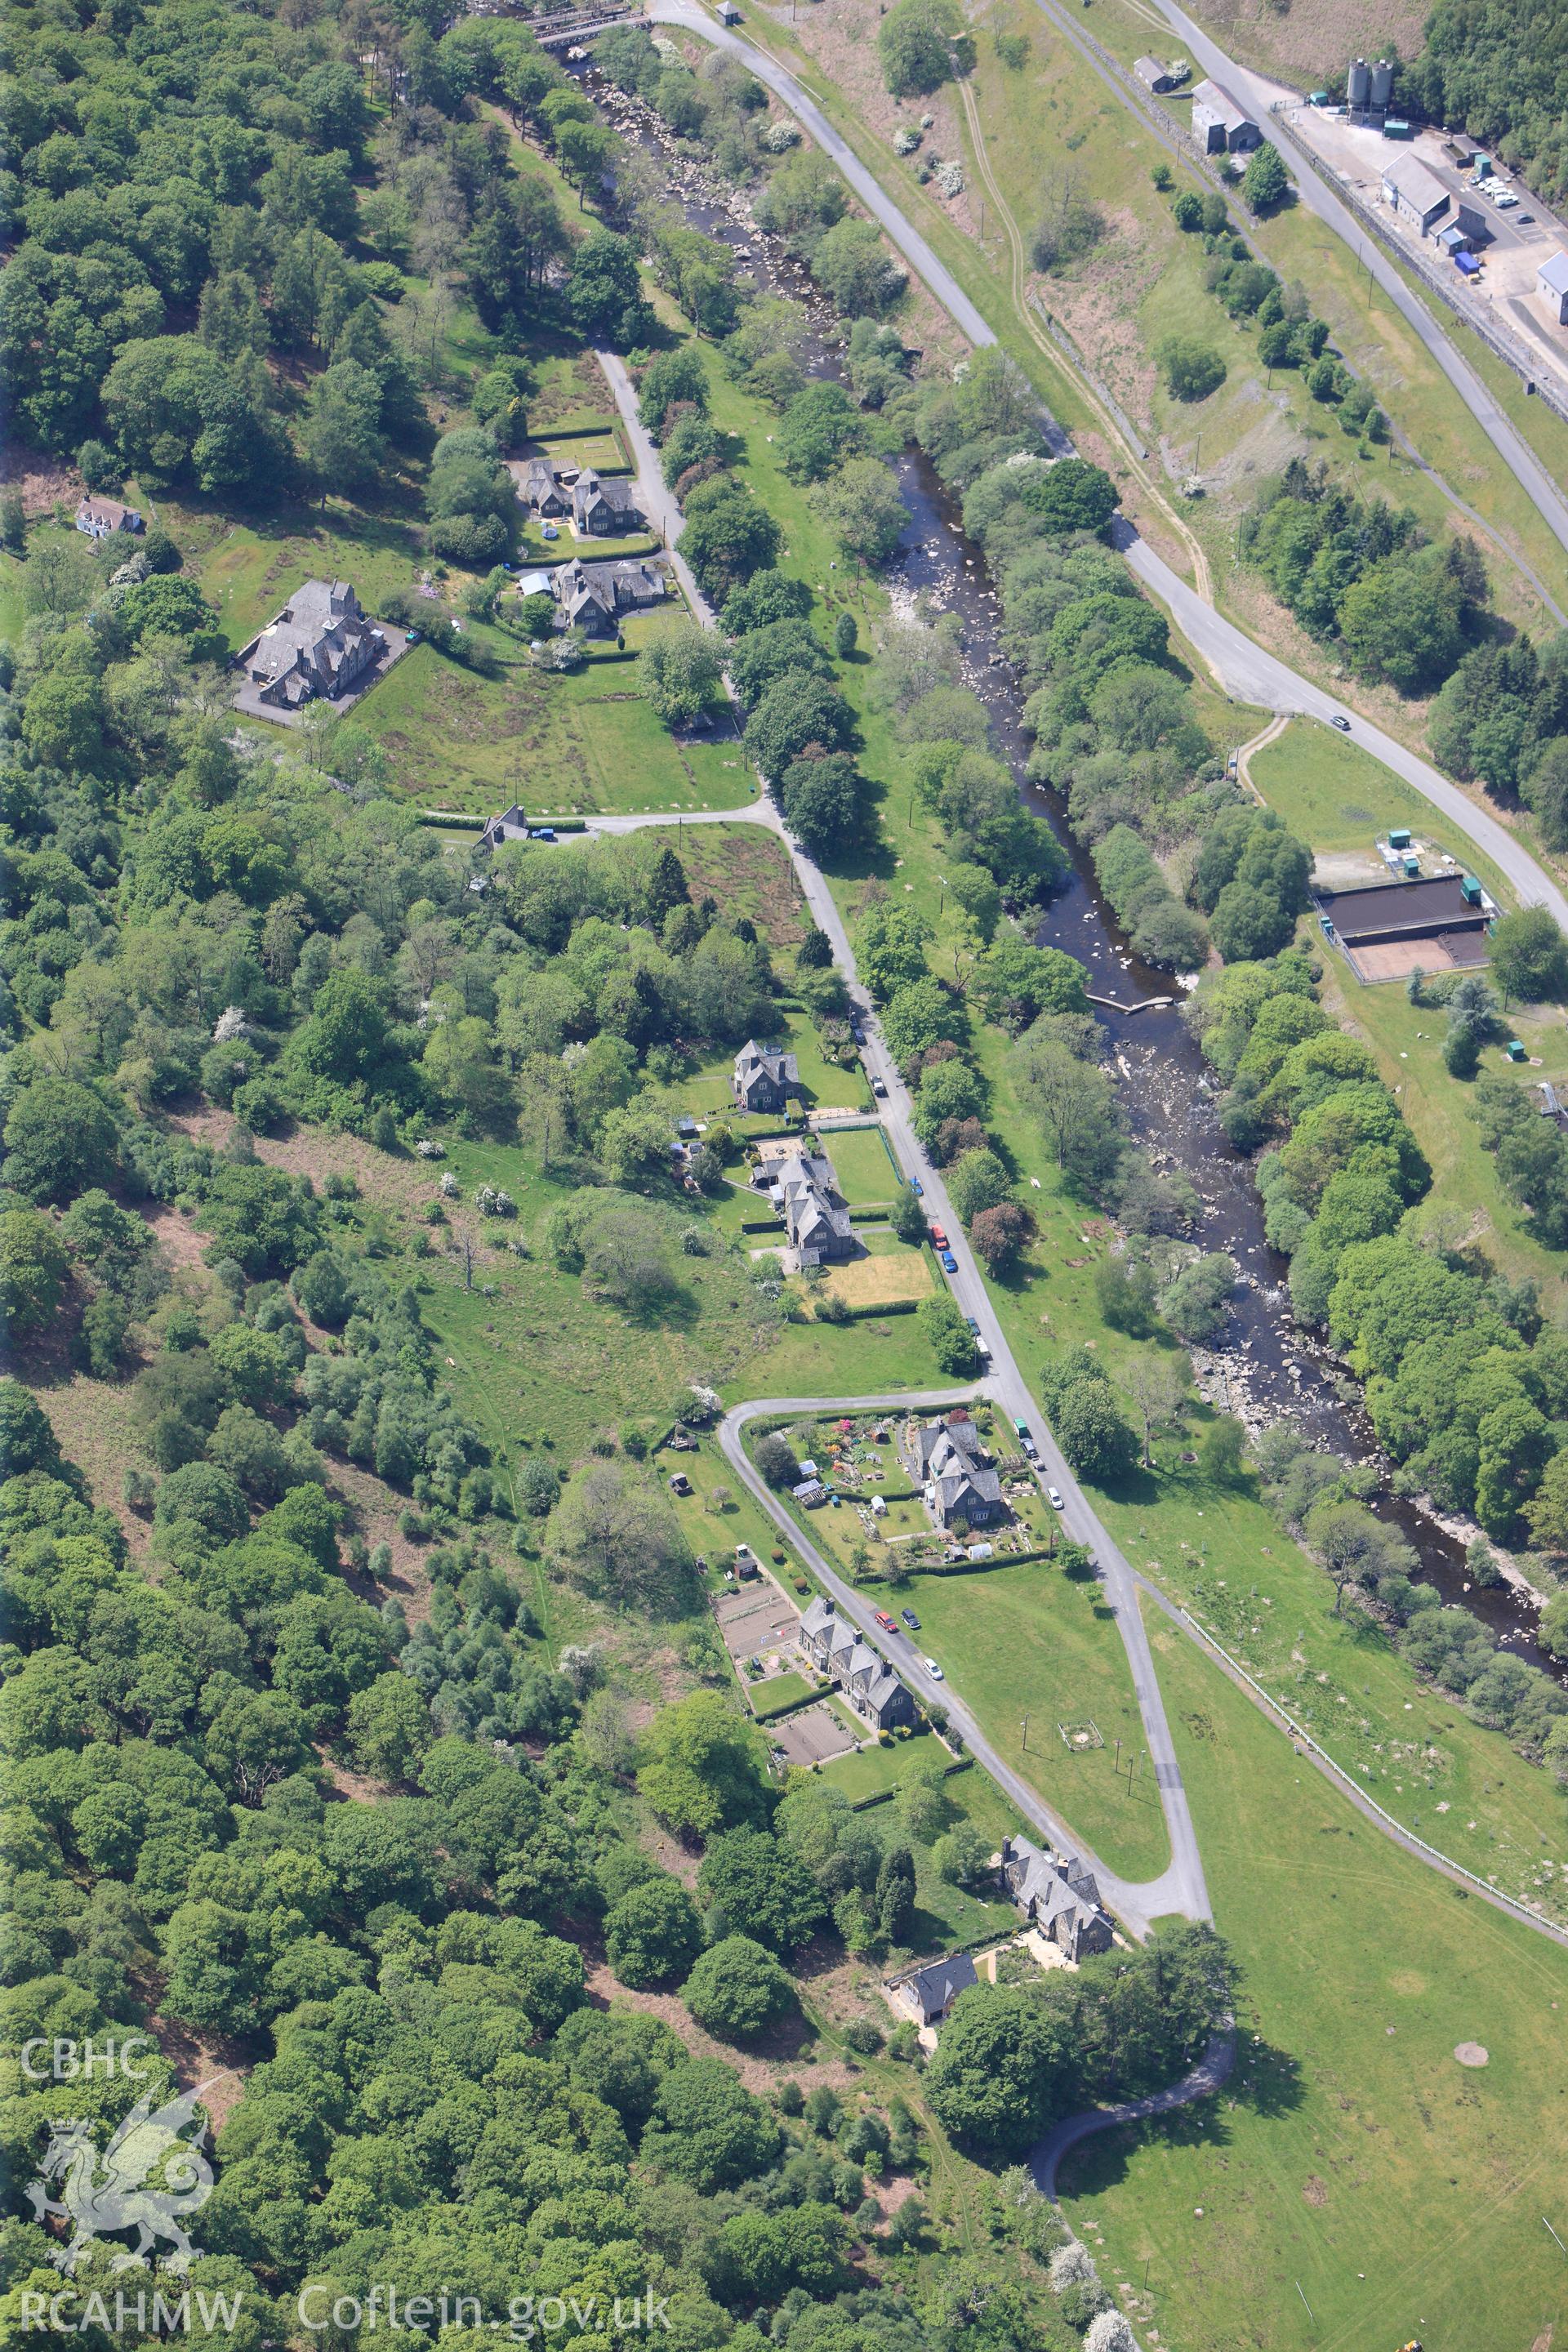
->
719, 1390, 1178, 1931
1029, 2027, 1236, 2200
1135, 0, 1568, 570
652, 0, 1568, 930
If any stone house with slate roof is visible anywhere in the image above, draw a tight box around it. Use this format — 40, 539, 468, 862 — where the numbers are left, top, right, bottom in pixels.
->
999, 1834, 1114, 1961
902, 1413, 1004, 1530
889, 1952, 978, 2028
800, 1597, 915, 1730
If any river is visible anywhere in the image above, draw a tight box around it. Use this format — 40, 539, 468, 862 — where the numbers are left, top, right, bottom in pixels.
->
581, 64, 1558, 1680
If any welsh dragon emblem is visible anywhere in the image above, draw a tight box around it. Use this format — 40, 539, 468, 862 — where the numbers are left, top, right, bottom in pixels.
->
26, 2080, 221, 2275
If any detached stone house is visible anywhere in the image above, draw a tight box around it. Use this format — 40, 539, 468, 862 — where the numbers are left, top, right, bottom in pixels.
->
553, 555, 666, 636
75, 496, 144, 539
999, 1834, 1114, 1962
733, 1040, 802, 1114
243, 580, 384, 710
572, 470, 643, 535
902, 1413, 1004, 1530
801, 1597, 915, 1731
768, 1150, 854, 1267
477, 804, 532, 854
889, 1952, 978, 2028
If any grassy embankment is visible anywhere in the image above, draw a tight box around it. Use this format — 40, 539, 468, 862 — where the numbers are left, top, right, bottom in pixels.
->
1252, 718, 1568, 1314
1058, 1602, 1568, 2352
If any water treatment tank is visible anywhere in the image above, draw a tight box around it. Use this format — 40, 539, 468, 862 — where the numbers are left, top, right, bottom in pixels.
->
1370, 57, 1394, 107
1348, 56, 1370, 106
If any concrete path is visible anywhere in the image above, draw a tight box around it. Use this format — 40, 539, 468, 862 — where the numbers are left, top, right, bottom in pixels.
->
1030, 2028, 1236, 2201
653, 0, 1568, 929
1133, 0, 1568, 571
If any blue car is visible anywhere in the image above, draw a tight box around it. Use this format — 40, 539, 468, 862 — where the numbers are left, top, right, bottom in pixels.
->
911, 1178, 924, 1196
941, 1251, 958, 1273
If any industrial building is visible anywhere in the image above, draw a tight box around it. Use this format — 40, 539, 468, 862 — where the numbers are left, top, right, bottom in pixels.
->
1539, 252, 1568, 326
1312, 871, 1492, 983
1190, 79, 1260, 154
1381, 153, 1451, 234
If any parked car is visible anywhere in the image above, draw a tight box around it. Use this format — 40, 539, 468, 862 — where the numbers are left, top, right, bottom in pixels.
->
901, 1608, 921, 1630
929, 1225, 948, 1247
964, 1316, 980, 1334
1022, 1435, 1038, 1458
1047, 1485, 1065, 1509
924, 1658, 944, 1681
874, 1610, 897, 1632
531, 826, 556, 840
941, 1251, 958, 1272
911, 1178, 924, 1196
871, 1076, 887, 1098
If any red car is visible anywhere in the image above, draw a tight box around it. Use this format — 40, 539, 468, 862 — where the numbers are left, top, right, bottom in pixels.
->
873, 1610, 897, 1633
929, 1224, 948, 1248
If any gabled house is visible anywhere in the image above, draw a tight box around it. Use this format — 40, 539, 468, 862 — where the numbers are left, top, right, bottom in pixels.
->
572, 470, 643, 535
889, 1952, 978, 2028
75, 496, 144, 539
477, 804, 532, 854
519, 460, 569, 518
769, 1150, 854, 1267
902, 1413, 1004, 1530
552, 555, 668, 637
800, 1597, 914, 1731
733, 1040, 802, 1115
999, 1835, 1114, 1962
243, 580, 384, 710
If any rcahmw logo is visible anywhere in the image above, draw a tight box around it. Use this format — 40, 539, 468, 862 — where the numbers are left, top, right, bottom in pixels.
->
25, 2077, 228, 2283
19, 2290, 245, 2336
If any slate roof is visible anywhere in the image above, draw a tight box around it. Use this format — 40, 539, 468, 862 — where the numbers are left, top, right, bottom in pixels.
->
899, 1953, 978, 2024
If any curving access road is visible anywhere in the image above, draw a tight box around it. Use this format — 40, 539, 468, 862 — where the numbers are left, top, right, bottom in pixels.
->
648, 0, 1568, 930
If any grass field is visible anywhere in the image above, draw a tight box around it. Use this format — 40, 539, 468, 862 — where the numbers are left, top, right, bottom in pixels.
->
181, 497, 430, 650
1250, 718, 1518, 911
1318, 966, 1568, 1314
1059, 1604, 1568, 2352
819, 1236, 934, 1312
354, 639, 756, 814
902, 1558, 1174, 1882
1089, 1455, 1568, 1926
821, 1125, 900, 1204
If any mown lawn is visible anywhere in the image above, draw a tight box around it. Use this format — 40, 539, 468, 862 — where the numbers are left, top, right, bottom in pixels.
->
1060, 1605, 1568, 2352
354, 639, 756, 815
822, 1125, 900, 1204
904, 1559, 1174, 1882
1089, 1452, 1568, 1925
1250, 717, 1518, 908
